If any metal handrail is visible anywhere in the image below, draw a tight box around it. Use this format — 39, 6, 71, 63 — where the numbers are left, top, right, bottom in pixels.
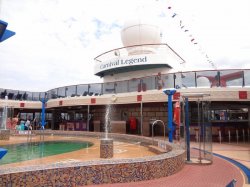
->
152, 120, 166, 144
0, 69, 249, 101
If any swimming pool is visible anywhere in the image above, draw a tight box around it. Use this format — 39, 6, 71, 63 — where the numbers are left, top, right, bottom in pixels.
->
0, 131, 185, 186
0, 140, 93, 165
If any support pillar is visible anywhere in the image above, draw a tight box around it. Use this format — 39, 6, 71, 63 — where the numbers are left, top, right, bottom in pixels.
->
40, 98, 48, 130
163, 89, 176, 143
100, 138, 113, 158
185, 97, 191, 162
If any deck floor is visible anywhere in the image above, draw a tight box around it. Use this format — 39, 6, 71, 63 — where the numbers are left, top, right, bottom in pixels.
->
86, 142, 250, 187
0, 136, 249, 186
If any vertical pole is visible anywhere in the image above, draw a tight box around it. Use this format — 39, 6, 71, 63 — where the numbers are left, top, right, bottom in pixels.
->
248, 128, 250, 142
51, 110, 55, 130
168, 94, 173, 142
198, 99, 201, 162
185, 97, 191, 162
163, 89, 176, 143
101, 83, 103, 95
219, 129, 221, 144
217, 71, 221, 87
87, 105, 90, 131
202, 100, 206, 159
41, 98, 46, 129
88, 84, 90, 95
3, 96, 8, 130
243, 129, 245, 143
236, 129, 239, 144
140, 102, 143, 135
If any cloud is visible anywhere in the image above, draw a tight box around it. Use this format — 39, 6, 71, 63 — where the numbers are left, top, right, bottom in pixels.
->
92, 18, 122, 39
0, 0, 249, 92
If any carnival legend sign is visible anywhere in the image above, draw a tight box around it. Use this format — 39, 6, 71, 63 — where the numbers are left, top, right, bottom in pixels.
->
94, 54, 169, 76
100, 56, 147, 69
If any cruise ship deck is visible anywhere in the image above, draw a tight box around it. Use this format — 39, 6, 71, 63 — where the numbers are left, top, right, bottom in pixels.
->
87, 142, 250, 187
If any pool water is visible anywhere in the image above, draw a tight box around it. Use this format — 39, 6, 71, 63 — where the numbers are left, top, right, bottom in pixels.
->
0, 141, 93, 165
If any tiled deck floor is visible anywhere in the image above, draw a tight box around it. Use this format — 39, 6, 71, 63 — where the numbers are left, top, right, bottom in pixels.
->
212, 142, 250, 169
86, 142, 250, 187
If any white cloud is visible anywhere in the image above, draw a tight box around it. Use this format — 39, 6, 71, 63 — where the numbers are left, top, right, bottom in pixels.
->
0, 0, 249, 92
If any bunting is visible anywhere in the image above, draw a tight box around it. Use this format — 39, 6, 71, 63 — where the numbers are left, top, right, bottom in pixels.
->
172, 13, 177, 18
159, 1, 217, 69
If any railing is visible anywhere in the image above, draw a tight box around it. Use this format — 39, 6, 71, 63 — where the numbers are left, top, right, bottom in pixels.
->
151, 120, 166, 144
0, 69, 249, 101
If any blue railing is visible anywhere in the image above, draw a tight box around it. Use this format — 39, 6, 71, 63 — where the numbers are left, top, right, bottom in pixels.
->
0, 69, 249, 101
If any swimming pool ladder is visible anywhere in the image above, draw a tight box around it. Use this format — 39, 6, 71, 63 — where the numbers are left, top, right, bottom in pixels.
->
27, 128, 32, 142
40, 127, 45, 141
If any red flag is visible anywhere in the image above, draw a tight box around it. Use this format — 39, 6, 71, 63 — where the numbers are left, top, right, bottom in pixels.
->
172, 13, 177, 18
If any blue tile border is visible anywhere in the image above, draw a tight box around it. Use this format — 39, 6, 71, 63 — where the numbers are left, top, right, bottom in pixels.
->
192, 147, 250, 184
213, 152, 250, 184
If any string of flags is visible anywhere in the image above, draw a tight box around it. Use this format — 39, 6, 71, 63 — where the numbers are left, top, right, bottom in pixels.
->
162, 3, 217, 69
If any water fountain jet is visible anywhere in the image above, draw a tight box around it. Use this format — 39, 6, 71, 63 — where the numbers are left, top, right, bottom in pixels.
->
100, 95, 117, 158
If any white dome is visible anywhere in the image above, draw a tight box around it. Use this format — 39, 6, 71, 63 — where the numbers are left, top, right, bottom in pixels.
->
121, 17, 162, 55
197, 77, 211, 88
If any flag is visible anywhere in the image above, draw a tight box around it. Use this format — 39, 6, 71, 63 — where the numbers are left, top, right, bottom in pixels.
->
172, 13, 177, 18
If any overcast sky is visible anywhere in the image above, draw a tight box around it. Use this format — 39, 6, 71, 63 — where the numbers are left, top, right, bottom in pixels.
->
0, 0, 249, 92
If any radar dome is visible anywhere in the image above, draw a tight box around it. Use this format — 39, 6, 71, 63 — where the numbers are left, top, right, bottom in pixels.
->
197, 77, 211, 88
121, 16, 162, 55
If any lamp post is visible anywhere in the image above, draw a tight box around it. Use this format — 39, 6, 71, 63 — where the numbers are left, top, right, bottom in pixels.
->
163, 89, 176, 143
40, 98, 49, 130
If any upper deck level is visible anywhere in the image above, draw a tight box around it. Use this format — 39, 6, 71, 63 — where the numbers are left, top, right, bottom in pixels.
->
0, 69, 249, 103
